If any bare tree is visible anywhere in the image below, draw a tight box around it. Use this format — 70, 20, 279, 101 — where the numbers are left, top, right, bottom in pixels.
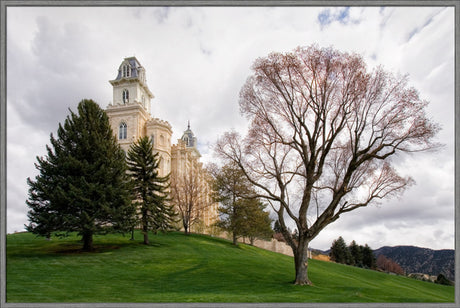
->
215, 45, 440, 285
170, 161, 213, 235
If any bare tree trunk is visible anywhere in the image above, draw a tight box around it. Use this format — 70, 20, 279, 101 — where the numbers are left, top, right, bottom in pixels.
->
130, 228, 135, 241
232, 232, 237, 245
82, 232, 94, 252
183, 217, 190, 235
294, 238, 312, 285
142, 222, 149, 245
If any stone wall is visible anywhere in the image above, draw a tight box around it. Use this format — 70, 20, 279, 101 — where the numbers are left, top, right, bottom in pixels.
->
218, 232, 311, 258
241, 237, 295, 257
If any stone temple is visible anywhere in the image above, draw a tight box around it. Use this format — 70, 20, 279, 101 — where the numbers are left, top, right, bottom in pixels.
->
106, 56, 218, 232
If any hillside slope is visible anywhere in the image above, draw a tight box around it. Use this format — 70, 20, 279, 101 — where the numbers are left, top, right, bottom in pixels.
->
374, 246, 455, 281
6, 232, 454, 303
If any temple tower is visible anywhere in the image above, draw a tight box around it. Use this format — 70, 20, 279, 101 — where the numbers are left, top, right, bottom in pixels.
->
106, 57, 172, 176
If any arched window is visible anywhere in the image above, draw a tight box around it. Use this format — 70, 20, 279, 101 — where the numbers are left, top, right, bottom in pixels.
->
122, 64, 131, 78
119, 122, 127, 140
150, 134, 155, 146
122, 89, 129, 104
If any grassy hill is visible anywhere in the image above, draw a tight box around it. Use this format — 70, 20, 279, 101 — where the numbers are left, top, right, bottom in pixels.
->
6, 231, 454, 303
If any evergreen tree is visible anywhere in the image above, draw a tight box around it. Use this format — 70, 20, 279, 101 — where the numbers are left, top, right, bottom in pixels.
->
349, 240, 363, 267
215, 198, 243, 245
210, 162, 270, 245
26, 99, 134, 251
330, 236, 350, 264
127, 136, 176, 245
210, 162, 250, 245
361, 244, 376, 269
435, 274, 453, 286
273, 220, 282, 234
239, 199, 273, 245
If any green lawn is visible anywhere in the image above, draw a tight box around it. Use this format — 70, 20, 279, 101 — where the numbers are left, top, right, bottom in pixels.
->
6, 231, 455, 303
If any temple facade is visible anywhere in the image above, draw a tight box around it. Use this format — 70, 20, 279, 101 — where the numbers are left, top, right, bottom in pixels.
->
106, 57, 218, 233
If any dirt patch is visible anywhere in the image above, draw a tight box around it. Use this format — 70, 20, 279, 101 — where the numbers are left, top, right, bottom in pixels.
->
312, 254, 331, 262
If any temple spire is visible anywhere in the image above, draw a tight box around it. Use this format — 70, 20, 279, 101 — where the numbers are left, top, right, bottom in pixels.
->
181, 121, 196, 148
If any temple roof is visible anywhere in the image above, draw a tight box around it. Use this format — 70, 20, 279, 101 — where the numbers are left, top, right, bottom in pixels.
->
181, 121, 197, 148
114, 57, 143, 80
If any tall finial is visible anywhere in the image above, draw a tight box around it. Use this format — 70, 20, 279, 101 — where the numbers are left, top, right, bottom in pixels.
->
187, 120, 190, 130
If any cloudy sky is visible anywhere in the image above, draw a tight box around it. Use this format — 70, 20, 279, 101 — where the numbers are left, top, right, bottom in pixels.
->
6, 5, 455, 251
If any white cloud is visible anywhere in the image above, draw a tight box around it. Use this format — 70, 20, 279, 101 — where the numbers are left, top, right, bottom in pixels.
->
6, 6, 454, 252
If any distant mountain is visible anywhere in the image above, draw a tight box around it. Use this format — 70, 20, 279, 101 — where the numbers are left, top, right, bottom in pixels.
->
373, 246, 455, 281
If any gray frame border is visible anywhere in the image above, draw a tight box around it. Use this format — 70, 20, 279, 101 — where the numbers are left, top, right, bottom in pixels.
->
0, 0, 458, 308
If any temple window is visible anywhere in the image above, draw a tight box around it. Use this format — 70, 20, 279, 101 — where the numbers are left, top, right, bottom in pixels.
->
122, 64, 131, 78
119, 122, 127, 140
122, 89, 129, 104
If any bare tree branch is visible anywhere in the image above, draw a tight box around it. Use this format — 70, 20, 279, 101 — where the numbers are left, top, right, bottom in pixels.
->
215, 45, 440, 285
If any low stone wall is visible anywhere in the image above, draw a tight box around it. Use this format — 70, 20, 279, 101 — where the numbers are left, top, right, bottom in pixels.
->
216, 232, 311, 258
240, 237, 295, 257
408, 273, 437, 283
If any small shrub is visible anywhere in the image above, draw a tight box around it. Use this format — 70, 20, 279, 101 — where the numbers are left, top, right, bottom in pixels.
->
435, 274, 453, 286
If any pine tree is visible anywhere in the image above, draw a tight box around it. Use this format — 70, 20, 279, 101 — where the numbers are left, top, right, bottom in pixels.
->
210, 162, 256, 245
127, 136, 176, 245
273, 220, 282, 234
348, 240, 363, 267
361, 244, 376, 269
26, 99, 134, 251
210, 162, 247, 244
239, 199, 273, 245
330, 236, 350, 264
435, 274, 453, 286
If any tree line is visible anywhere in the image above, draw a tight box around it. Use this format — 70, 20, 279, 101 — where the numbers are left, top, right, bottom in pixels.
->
329, 237, 407, 276
26, 100, 177, 250
26, 99, 273, 251
329, 236, 376, 269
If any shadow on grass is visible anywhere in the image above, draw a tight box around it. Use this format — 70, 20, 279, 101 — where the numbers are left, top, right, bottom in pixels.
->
8, 235, 170, 258
51, 238, 170, 254
55, 245, 122, 254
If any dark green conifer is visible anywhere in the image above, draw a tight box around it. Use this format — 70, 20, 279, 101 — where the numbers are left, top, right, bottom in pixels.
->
211, 162, 272, 245
238, 199, 273, 245
26, 99, 134, 251
348, 240, 363, 267
435, 274, 453, 286
127, 136, 176, 245
361, 244, 376, 269
273, 220, 282, 234
329, 236, 350, 264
